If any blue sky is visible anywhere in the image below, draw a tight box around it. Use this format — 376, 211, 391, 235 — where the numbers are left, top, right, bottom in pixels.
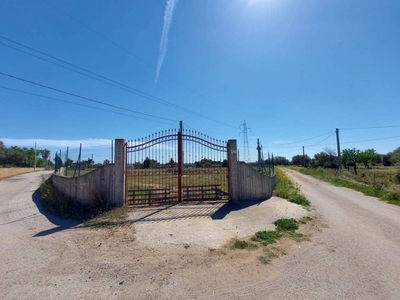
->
1, 0, 399, 163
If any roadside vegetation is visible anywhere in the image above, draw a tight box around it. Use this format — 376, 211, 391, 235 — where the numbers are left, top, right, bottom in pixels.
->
271, 145, 400, 207
230, 168, 312, 264
293, 166, 400, 206
230, 216, 311, 264
274, 167, 310, 206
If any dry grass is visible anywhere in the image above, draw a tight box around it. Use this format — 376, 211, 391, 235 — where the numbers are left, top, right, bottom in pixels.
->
0, 168, 45, 180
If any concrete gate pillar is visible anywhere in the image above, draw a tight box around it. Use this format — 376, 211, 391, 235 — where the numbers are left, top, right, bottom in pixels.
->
227, 139, 239, 203
114, 139, 126, 206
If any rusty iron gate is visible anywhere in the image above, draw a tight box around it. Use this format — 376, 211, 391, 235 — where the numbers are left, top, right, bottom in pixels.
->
126, 128, 229, 205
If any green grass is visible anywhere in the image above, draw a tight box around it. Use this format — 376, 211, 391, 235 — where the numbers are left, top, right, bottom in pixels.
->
251, 230, 282, 245
295, 167, 400, 206
230, 215, 312, 265
274, 168, 310, 206
231, 240, 259, 249
274, 218, 299, 231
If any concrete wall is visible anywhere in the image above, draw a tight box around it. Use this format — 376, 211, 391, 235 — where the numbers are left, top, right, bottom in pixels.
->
52, 164, 116, 206
228, 139, 276, 202
235, 162, 276, 201
51, 139, 126, 207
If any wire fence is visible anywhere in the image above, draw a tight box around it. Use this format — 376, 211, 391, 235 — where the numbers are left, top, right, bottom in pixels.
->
54, 140, 115, 177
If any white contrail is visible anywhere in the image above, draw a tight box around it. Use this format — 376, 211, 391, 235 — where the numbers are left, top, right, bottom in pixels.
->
154, 0, 179, 87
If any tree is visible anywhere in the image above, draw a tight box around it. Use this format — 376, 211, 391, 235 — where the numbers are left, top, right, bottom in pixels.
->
143, 157, 158, 169
291, 154, 311, 167
342, 148, 359, 174
314, 152, 331, 167
222, 159, 228, 168
0, 141, 6, 163
41, 149, 50, 162
66, 158, 74, 167
388, 146, 400, 163
272, 156, 290, 166
168, 158, 175, 167
382, 154, 393, 167
103, 159, 110, 165
358, 149, 378, 168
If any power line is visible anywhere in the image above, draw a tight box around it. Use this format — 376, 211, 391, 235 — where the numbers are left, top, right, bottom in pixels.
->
0, 36, 237, 129
341, 135, 400, 144
42, 0, 217, 102
0, 71, 178, 123
0, 85, 176, 126
341, 125, 400, 130
265, 131, 334, 148
307, 132, 335, 147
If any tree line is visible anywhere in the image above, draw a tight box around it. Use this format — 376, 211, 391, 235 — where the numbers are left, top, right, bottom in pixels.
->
274, 146, 400, 173
0, 141, 51, 168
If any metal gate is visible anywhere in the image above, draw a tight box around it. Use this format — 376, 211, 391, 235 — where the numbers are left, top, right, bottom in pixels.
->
126, 127, 229, 205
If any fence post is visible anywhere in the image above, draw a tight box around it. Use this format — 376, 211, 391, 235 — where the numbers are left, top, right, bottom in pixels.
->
228, 139, 239, 202
177, 130, 183, 202
114, 139, 126, 206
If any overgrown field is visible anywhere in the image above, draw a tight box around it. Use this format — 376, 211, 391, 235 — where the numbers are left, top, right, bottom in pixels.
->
293, 166, 400, 206
0, 167, 44, 180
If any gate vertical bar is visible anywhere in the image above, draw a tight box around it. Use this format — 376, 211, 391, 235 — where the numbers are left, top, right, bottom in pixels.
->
178, 122, 183, 202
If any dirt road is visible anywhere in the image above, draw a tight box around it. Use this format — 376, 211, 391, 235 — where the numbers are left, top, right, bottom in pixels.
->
1, 169, 400, 299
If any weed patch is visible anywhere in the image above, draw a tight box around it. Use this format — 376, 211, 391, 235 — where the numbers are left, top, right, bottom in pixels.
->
274, 168, 310, 206
253, 230, 282, 245
274, 218, 299, 231
231, 240, 258, 250
288, 191, 310, 206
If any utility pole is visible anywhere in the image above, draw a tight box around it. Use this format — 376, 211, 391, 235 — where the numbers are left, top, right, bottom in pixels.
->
66, 147, 69, 177
302, 146, 305, 168
239, 120, 251, 162
256, 138, 262, 172
336, 128, 342, 172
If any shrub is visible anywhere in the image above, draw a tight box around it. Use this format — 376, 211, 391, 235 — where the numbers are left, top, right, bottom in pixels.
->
395, 169, 400, 184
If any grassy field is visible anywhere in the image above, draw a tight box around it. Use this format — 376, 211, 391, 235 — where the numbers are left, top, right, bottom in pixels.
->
0, 167, 45, 180
291, 165, 400, 206
126, 168, 228, 191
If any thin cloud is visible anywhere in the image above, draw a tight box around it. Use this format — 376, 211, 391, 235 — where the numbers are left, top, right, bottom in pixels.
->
154, 0, 179, 86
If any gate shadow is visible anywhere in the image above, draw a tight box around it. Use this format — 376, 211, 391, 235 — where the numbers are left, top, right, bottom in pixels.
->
210, 199, 267, 220
129, 199, 269, 223
31, 188, 79, 237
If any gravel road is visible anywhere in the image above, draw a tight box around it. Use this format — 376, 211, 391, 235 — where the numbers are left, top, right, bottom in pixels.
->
276, 167, 400, 299
1, 169, 400, 299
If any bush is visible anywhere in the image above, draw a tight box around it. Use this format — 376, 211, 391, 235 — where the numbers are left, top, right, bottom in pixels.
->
395, 169, 400, 184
